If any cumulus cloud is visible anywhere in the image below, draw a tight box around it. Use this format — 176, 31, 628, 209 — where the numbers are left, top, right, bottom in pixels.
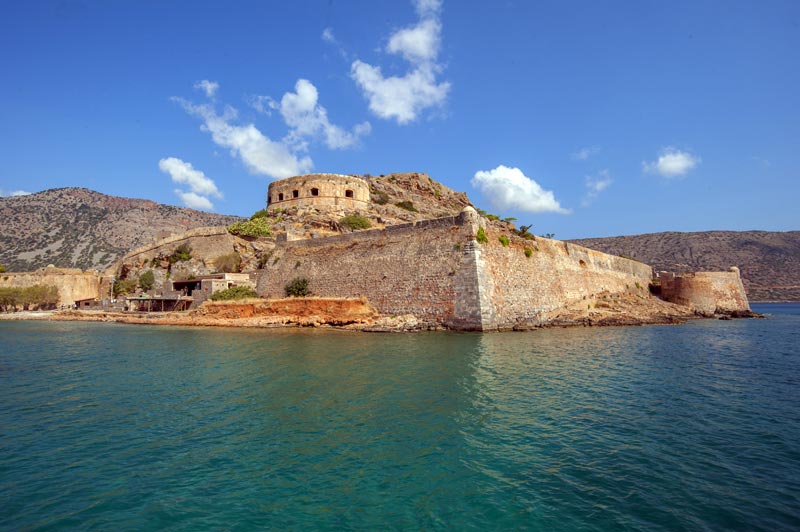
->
582, 170, 613, 207
159, 157, 222, 198
350, 0, 450, 124
174, 190, 214, 211
194, 79, 219, 98
158, 157, 221, 210
174, 97, 312, 179
0, 189, 31, 197
572, 145, 600, 161
643, 147, 700, 178
274, 79, 370, 151
471, 165, 570, 214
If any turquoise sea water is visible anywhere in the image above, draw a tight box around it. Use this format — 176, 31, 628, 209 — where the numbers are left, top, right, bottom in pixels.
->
1, 304, 799, 531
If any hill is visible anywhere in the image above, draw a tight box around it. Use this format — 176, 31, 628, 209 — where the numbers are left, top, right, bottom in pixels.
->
0, 188, 242, 272
570, 231, 800, 302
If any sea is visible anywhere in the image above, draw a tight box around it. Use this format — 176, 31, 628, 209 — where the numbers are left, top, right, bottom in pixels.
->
1, 303, 798, 531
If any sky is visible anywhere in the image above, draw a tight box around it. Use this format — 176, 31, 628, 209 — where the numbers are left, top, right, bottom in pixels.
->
1, 0, 798, 239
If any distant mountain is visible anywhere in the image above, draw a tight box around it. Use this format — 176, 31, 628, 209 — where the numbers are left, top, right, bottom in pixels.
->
570, 231, 800, 302
0, 188, 243, 272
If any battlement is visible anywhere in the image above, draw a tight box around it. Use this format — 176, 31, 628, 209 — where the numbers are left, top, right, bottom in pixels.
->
266, 174, 370, 212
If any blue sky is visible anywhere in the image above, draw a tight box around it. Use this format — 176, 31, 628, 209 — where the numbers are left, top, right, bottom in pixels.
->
1, 0, 798, 239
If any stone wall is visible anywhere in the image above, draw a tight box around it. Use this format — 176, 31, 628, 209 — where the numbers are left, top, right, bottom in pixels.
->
257, 214, 472, 323
476, 231, 654, 329
116, 226, 237, 270
658, 268, 750, 314
256, 208, 658, 330
0, 267, 104, 305
267, 174, 370, 212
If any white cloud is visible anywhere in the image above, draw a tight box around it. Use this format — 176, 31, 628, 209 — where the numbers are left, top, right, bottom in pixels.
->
471, 165, 570, 214
350, 0, 450, 124
0, 189, 31, 197
174, 97, 312, 179
572, 145, 600, 161
276, 79, 370, 151
194, 79, 219, 98
246, 94, 273, 116
174, 189, 214, 211
582, 170, 613, 207
159, 157, 222, 199
321, 27, 336, 44
643, 147, 700, 178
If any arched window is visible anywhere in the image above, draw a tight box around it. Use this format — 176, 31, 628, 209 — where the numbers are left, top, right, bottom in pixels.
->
278, 193, 284, 201
345, 189, 354, 198
310, 188, 319, 196
293, 190, 299, 198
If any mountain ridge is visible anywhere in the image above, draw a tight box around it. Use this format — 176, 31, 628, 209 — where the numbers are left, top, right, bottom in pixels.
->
0, 187, 243, 272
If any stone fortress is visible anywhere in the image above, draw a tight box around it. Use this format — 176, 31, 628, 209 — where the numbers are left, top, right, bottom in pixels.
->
2, 171, 751, 329
267, 174, 370, 212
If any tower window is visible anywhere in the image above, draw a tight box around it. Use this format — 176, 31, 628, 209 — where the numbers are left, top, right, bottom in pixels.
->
311, 188, 319, 196
345, 189, 354, 198
278, 193, 284, 201
293, 190, 299, 198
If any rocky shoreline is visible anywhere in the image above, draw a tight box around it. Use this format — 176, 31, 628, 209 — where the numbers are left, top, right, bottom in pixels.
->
0, 293, 761, 332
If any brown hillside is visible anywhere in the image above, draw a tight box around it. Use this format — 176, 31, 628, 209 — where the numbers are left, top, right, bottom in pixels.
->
0, 188, 242, 272
570, 231, 800, 302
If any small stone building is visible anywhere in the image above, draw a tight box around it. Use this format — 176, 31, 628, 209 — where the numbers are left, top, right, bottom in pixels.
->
266, 174, 370, 212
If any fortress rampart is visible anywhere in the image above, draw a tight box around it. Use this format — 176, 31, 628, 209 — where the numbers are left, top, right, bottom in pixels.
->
0, 267, 104, 306
658, 268, 750, 314
266, 174, 370, 212
256, 208, 657, 330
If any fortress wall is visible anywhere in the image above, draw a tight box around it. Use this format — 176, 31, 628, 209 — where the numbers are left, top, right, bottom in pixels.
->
659, 269, 750, 314
0, 268, 103, 305
118, 226, 235, 267
257, 215, 472, 323
477, 230, 654, 329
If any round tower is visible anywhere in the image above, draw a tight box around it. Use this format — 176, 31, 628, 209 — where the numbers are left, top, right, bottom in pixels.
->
266, 174, 370, 212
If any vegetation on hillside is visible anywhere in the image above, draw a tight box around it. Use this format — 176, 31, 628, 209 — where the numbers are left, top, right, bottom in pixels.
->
227, 217, 273, 238
209, 286, 258, 301
339, 215, 372, 231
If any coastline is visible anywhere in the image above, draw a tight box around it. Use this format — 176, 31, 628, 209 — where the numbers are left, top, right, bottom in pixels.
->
0, 292, 746, 332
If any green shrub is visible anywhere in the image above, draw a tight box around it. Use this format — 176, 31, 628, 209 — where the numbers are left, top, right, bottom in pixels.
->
138, 270, 155, 291
485, 214, 500, 221
250, 209, 269, 220
524, 247, 533, 258
214, 252, 241, 273
498, 236, 510, 246
476, 227, 488, 244
395, 200, 418, 212
227, 217, 273, 238
339, 214, 372, 230
372, 191, 389, 205
0, 264, 6, 273
512, 224, 535, 240
454, 242, 462, 251
113, 278, 137, 297
210, 286, 258, 301
169, 243, 192, 263
285, 277, 309, 297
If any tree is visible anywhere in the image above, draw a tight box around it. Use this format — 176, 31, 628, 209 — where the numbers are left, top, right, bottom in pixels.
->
139, 270, 155, 291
